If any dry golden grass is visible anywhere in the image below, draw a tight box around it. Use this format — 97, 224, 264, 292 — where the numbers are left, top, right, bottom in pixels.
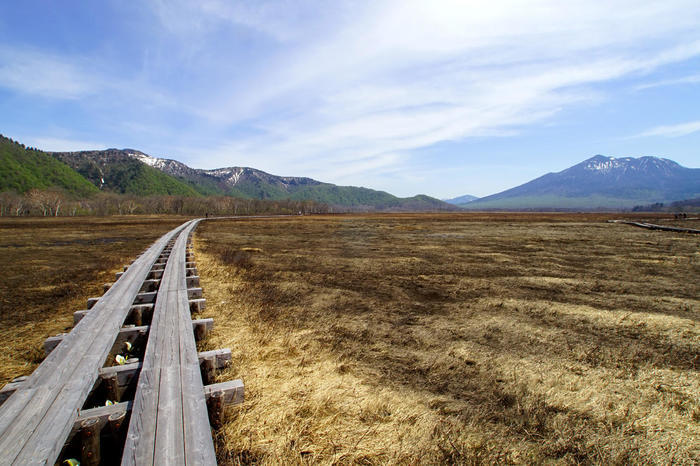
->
194, 213, 699, 464
0, 215, 186, 385
0, 213, 696, 464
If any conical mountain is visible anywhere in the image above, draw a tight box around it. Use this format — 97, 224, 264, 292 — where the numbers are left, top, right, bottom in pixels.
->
461, 155, 699, 210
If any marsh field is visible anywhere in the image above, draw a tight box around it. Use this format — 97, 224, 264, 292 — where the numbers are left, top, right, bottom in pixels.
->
1, 213, 698, 464
0, 216, 186, 383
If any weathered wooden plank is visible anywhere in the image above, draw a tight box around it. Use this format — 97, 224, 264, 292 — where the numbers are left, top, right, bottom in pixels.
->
0, 221, 193, 465
609, 219, 700, 234
194, 318, 213, 340
0, 348, 229, 410
122, 220, 216, 465
97, 349, 231, 387
150, 232, 187, 465
75, 303, 154, 326
89, 288, 160, 310
67, 378, 242, 442
46, 319, 213, 355
178, 250, 217, 466
68, 401, 133, 441
0, 377, 27, 406
186, 275, 200, 288
43, 333, 69, 355
73, 310, 87, 325
197, 348, 232, 369
44, 325, 149, 357
189, 298, 206, 313
203, 379, 245, 405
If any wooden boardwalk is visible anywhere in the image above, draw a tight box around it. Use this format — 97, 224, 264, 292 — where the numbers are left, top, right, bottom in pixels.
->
122, 220, 215, 465
0, 219, 244, 465
608, 219, 700, 234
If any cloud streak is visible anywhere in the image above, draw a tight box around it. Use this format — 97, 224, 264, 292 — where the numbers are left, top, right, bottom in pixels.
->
0, 47, 101, 99
635, 74, 700, 90
634, 120, 700, 138
162, 0, 700, 187
4, 1, 700, 196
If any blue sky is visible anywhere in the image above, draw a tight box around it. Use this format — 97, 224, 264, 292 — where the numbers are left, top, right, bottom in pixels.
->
1, 1, 699, 198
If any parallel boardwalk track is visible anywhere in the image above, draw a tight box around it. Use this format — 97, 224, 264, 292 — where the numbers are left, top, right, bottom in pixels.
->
608, 219, 700, 234
0, 219, 244, 465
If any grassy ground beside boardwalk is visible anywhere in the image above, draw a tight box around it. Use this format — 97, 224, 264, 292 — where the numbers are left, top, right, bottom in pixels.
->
194, 213, 699, 464
0, 216, 185, 385
0, 213, 697, 464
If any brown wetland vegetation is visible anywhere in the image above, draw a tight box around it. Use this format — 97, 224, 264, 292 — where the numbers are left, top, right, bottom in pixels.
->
194, 213, 699, 464
0, 216, 185, 385
0, 213, 698, 464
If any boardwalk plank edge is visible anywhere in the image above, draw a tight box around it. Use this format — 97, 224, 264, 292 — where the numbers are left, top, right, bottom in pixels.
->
68, 379, 243, 438
1, 349, 233, 404
44, 318, 214, 355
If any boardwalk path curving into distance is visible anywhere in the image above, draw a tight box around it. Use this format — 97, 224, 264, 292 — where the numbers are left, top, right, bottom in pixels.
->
0, 219, 243, 465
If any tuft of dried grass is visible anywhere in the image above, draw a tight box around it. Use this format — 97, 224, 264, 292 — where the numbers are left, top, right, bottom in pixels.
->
213, 246, 262, 270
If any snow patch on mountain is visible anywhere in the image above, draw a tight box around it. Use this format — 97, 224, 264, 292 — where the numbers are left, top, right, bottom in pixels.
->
128, 152, 166, 170
582, 155, 680, 175
585, 158, 622, 173
228, 168, 244, 185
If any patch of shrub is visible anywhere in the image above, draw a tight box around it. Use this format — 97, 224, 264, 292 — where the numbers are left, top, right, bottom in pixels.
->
216, 247, 262, 269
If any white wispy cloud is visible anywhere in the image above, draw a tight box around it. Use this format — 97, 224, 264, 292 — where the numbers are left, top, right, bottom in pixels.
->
635, 74, 700, 90
0, 47, 101, 99
29, 137, 108, 152
634, 121, 700, 138
0, 44, 177, 109
6, 1, 700, 196
156, 0, 700, 187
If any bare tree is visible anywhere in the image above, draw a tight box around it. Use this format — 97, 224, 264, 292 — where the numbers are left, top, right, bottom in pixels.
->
0, 192, 12, 216
27, 189, 49, 216
44, 189, 65, 216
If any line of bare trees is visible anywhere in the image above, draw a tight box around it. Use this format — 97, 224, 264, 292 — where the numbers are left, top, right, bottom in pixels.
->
0, 189, 330, 217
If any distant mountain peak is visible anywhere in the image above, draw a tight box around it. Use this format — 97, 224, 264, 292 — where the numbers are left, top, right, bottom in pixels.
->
581, 155, 626, 173
576, 154, 681, 176
443, 194, 479, 205
462, 154, 699, 210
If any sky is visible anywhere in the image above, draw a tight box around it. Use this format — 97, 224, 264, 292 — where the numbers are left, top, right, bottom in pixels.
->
0, 1, 699, 198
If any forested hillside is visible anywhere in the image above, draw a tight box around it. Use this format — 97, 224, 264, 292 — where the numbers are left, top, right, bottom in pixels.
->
0, 135, 98, 197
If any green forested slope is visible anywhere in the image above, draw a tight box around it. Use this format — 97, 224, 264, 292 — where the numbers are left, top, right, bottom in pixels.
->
0, 135, 98, 196
52, 151, 201, 197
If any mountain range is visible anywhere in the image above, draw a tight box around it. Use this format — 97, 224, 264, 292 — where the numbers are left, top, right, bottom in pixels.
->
48, 147, 456, 211
2, 133, 698, 211
459, 155, 699, 210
